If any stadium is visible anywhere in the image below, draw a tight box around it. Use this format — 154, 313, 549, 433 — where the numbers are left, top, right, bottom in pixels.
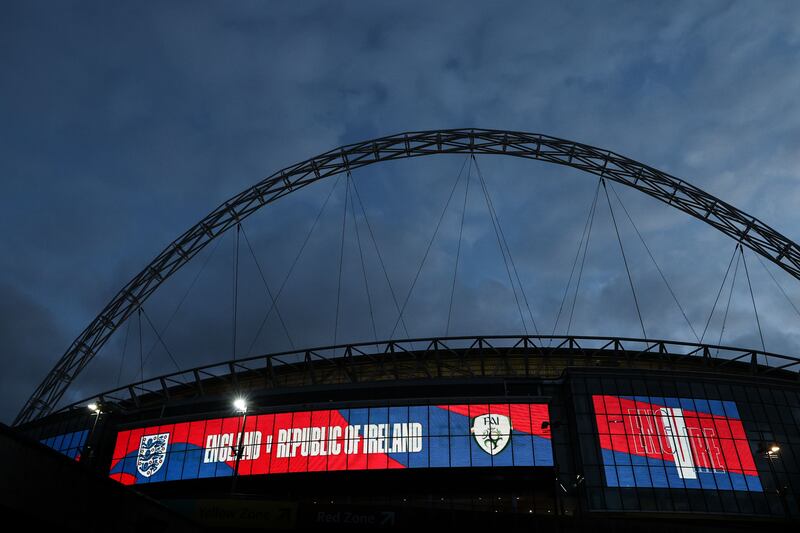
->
9, 130, 800, 531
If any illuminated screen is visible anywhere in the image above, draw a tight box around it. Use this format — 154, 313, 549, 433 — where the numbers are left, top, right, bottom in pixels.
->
110, 403, 552, 485
593, 395, 761, 491
41, 429, 87, 461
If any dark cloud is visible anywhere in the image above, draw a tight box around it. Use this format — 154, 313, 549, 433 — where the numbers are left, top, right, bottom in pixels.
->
3, 1, 800, 422
0, 283, 69, 422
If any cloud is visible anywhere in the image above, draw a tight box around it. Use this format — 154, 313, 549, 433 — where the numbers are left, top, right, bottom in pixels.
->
3, 0, 800, 422
0, 283, 69, 422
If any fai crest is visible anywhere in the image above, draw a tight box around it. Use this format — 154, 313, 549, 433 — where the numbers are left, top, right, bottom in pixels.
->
137, 433, 169, 477
471, 413, 512, 456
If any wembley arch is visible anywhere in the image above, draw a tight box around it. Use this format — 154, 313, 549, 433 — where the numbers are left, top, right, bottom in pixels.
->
15, 128, 800, 426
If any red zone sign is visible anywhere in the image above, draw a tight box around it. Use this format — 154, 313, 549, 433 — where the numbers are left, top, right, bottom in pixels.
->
109, 403, 553, 485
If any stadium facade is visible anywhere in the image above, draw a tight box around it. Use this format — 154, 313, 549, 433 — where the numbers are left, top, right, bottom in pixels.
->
19, 335, 800, 530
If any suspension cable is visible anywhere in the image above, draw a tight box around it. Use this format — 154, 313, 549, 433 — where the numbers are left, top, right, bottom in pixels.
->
566, 180, 601, 335
472, 154, 539, 335
349, 176, 412, 339
334, 173, 350, 348
140, 234, 224, 368
239, 223, 295, 349
446, 159, 471, 336
755, 253, 800, 319
390, 156, 470, 338
607, 182, 699, 341
245, 174, 343, 357
233, 223, 240, 360
602, 179, 647, 338
347, 175, 379, 344
473, 156, 528, 335
137, 308, 143, 387
741, 246, 767, 353
700, 243, 740, 343
115, 317, 132, 387
716, 247, 741, 350
552, 179, 601, 338
140, 305, 182, 373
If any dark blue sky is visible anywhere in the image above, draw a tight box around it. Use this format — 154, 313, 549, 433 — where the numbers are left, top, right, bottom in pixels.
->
3, 1, 800, 423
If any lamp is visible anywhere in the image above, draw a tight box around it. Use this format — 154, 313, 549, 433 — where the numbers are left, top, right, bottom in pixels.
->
233, 398, 247, 413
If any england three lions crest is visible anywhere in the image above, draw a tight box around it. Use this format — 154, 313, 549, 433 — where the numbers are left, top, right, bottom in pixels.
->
137, 433, 169, 477
471, 413, 512, 455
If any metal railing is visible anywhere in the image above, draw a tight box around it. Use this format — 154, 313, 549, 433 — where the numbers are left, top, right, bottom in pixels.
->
57, 334, 800, 415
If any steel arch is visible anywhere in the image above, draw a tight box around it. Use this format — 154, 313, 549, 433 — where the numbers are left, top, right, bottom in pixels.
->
15, 128, 800, 425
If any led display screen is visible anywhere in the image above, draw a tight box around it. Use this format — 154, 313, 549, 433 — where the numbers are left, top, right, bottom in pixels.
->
110, 403, 552, 485
593, 395, 762, 491
41, 429, 87, 460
